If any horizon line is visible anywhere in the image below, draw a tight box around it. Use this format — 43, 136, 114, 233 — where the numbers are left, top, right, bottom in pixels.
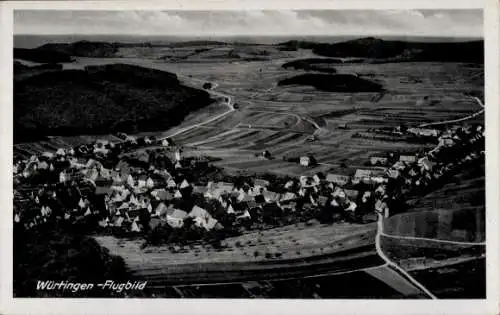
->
14, 33, 484, 38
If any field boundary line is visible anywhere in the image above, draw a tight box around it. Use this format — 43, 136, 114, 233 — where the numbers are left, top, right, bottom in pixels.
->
151, 264, 389, 289
380, 231, 486, 246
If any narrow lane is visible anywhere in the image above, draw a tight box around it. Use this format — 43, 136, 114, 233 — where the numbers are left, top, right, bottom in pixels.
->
375, 213, 438, 299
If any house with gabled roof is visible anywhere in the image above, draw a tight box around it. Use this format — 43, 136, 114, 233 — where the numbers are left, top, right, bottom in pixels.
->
180, 179, 190, 189
151, 189, 173, 201
263, 191, 280, 203
167, 179, 177, 189
189, 205, 210, 219
284, 180, 294, 189
345, 201, 357, 212
195, 215, 220, 231
217, 182, 235, 193
386, 169, 400, 179
236, 209, 251, 220
326, 173, 350, 186
280, 201, 297, 212
317, 196, 329, 207
353, 169, 387, 184
332, 187, 346, 199
418, 157, 435, 171
166, 208, 188, 228
344, 189, 359, 200
312, 174, 322, 185
173, 190, 183, 199
149, 217, 161, 230
146, 177, 155, 189
399, 155, 416, 164
130, 221, 142, 232
279, 192, 296, 203
254, 179, 270, 190
192, 185, 208, 195
111, 215, 125, 227
300, 156, 311, 167
226, 204, 236, 214
370, 156, 388, 166
155, 202, 169, 218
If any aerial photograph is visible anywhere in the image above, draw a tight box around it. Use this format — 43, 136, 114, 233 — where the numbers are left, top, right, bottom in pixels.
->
12, 9, 485, 299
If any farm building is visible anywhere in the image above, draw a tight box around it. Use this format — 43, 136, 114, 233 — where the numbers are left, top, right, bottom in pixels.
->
300, 156, 311, 167
352, 169, 387, 184
399, 155, 416, 164
326, 173, 350, 186
370, 156, 388, 165
407, 128, 439, 137
438, 136, 455, 147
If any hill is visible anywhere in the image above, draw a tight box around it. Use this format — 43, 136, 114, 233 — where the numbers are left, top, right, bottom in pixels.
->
14, 63, 215, 143
36, 40, 119, 57
14, 47, 73, 63
278, 37, 484, 63
278, 74, 384, 92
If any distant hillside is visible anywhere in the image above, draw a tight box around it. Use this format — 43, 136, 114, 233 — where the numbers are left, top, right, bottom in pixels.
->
14, 63, 215, 143
278, 74, 384, 92
14, 48, 73, 63
36, 40, 119, 57
278, 37, 484, 63
282, 58, 342, 73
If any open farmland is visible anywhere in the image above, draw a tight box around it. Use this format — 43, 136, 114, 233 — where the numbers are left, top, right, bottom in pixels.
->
94, 221, 380, 285
13, 36, 486, 300
57, 45, 482, 177
15, 45, 483, 177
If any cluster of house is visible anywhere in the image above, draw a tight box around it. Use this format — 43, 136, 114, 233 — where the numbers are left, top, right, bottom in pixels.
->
13, 123, 484, 239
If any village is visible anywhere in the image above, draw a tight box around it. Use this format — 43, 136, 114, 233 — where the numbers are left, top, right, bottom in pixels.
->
13, 122, 485, 248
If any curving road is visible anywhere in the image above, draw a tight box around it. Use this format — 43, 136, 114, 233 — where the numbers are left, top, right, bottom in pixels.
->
375, 213, 438, 299
160, 79, 235, 139
418, 96, 484, 128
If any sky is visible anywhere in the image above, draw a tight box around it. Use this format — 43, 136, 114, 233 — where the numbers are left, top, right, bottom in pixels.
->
14, 10, 483, 37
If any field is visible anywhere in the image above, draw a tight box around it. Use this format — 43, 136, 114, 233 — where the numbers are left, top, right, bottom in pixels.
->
51, 46, 482, 177
94, 221, 380, 284
15, 44, 483, 177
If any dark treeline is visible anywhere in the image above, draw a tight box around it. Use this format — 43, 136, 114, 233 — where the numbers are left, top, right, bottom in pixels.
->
282, 58, 341, 73
278, 74, 384, 92
14, 63, 215, 143
14, 48, 74, 64
278, 37, 484, 63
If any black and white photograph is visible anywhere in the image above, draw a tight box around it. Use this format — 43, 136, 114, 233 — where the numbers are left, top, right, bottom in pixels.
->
2, 1, 499, 314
